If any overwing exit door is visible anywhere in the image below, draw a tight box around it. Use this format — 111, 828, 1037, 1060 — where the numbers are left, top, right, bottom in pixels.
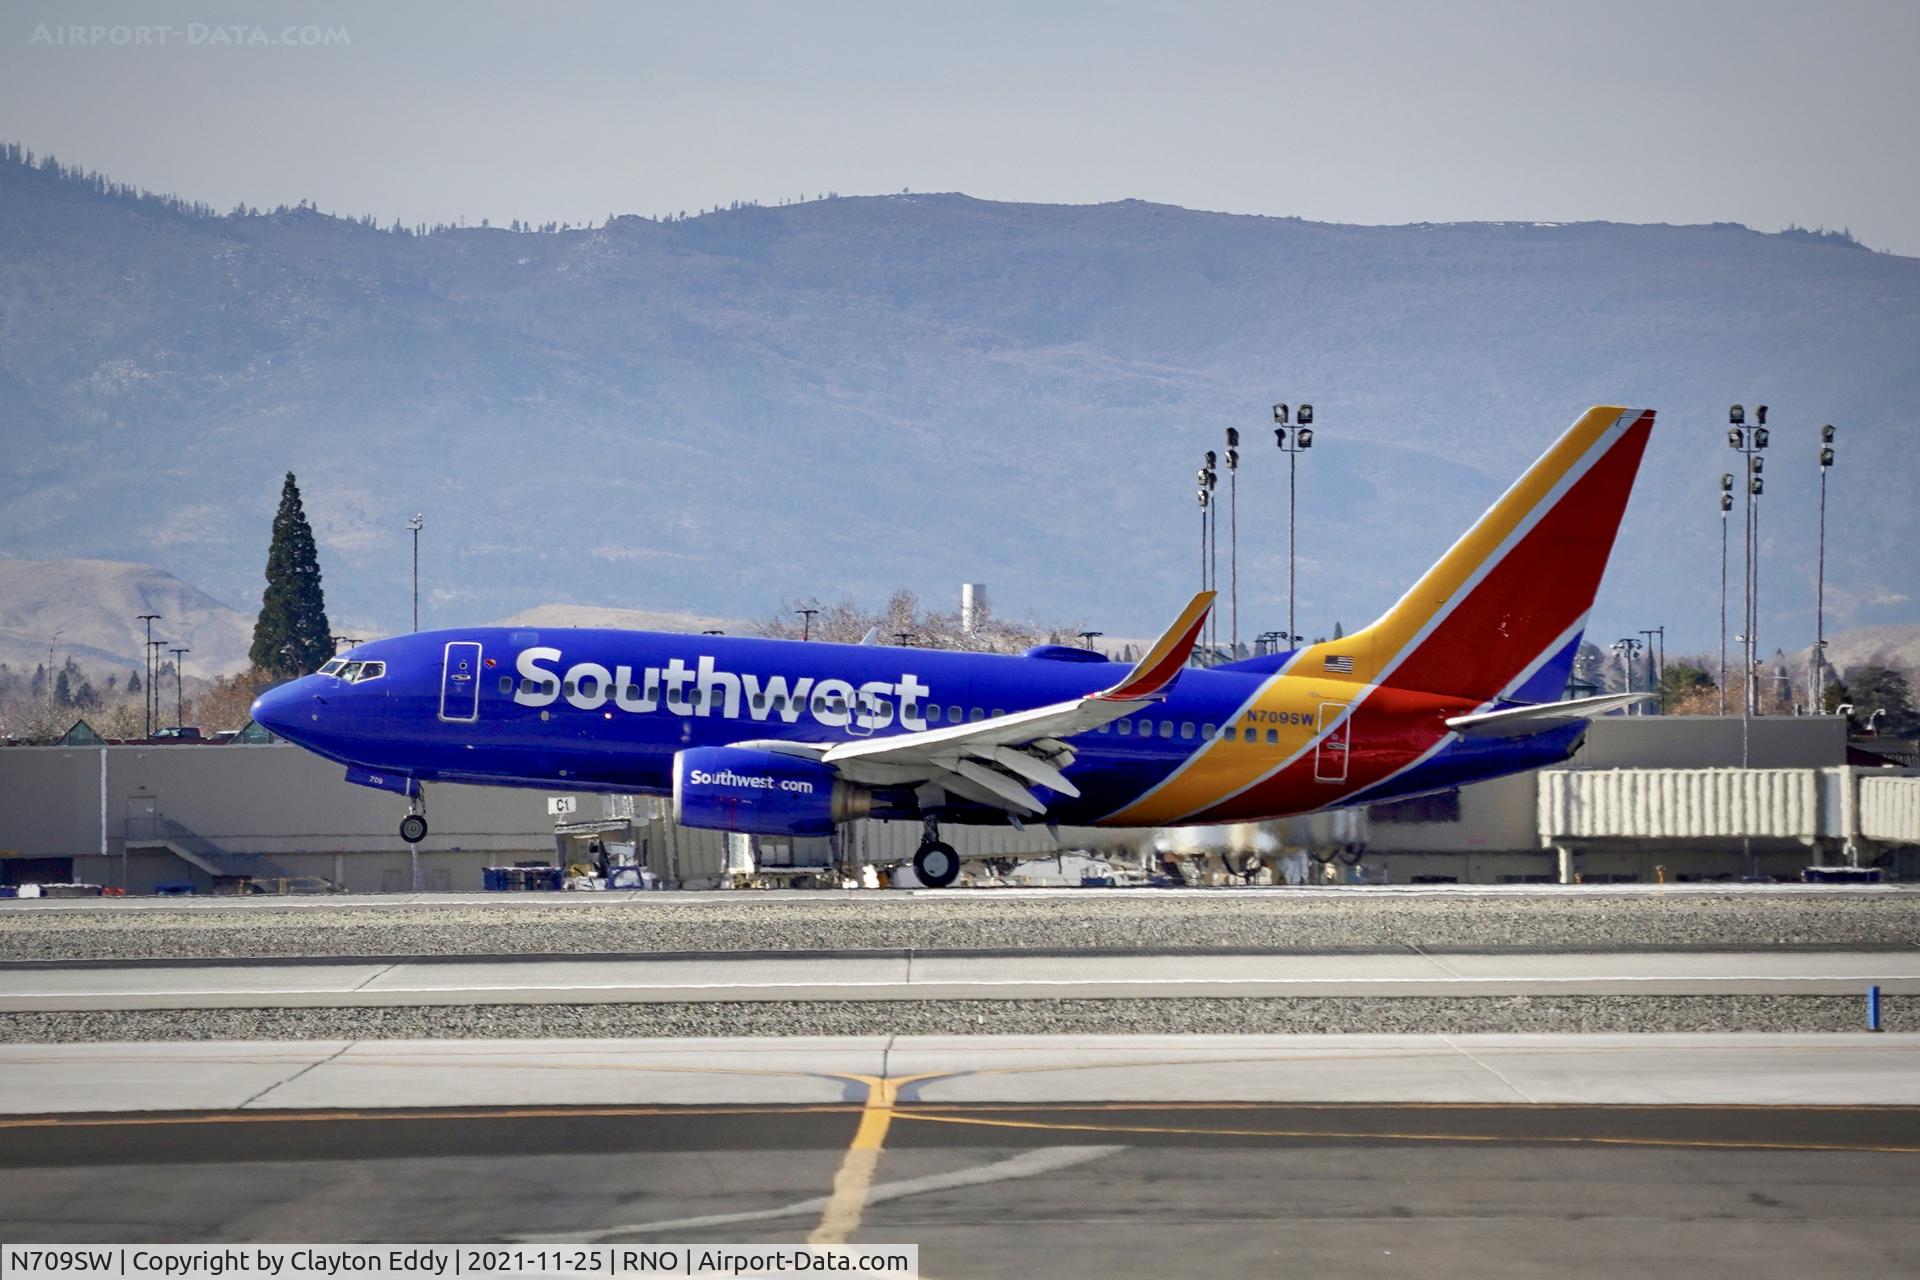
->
439, 641, 483, 723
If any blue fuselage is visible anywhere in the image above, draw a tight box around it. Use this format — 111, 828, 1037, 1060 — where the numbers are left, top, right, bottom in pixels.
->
251, 626, 1581, 827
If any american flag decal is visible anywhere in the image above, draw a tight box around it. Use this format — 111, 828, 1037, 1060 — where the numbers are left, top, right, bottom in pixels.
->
1323, 654, 1355, 674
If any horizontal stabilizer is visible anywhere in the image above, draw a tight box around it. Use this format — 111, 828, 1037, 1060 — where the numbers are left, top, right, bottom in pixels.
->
1444, 691, 1650, 737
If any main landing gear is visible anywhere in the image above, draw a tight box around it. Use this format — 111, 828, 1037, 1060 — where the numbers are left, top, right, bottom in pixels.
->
912, 816, 961, 889
399, 788, 428, 844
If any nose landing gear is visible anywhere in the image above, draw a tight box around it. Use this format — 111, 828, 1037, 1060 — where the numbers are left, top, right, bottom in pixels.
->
912, 815, 961, 888
399, 789, 428, 844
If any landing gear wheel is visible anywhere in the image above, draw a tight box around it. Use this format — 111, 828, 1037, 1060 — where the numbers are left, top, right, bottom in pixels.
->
399, 814, 429, 844
913, 841, 961, 889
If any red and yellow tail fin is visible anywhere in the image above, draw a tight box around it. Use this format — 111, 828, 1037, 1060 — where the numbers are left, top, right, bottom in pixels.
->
1300, 406, 1654, 702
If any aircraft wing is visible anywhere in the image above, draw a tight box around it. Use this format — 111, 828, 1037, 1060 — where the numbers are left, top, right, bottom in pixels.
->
807, 592, 1215, 817
1443, 691, 1650, 737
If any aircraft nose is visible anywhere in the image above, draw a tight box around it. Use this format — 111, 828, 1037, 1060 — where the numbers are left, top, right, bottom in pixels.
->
249, 678, 308, 738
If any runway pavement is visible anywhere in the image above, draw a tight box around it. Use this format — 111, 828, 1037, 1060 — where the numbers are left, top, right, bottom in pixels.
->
5, 898, 1916, 1273
2, 1047, 1918, 1276
2, 948, 1914, 1011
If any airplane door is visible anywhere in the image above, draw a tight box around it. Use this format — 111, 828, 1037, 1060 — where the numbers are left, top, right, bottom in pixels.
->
1313, 702, 1351, 783
439, 641, 483, 723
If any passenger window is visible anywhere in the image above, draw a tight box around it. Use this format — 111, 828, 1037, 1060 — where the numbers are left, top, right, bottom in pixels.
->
546, 680, 559, 696
949, 706, 963, 723
752, 694, 766, 711
562, 681, 576, 698
992, 709, 1004, 718
1117, 719, 1133, 736
771, 695, 786, 711
1160, 721, 1174, 737
1138, 720, 1153, 739
970, 708, 984, 722
1097, 723, 1110, 733
691, 690, 704, 706
1202, 723, 1217, 737
499, 676, 512, 695
1266, 728, 1279, 744
925, 705, 942, 723
521, 678, 538, 694
1181, 722, 1195, 738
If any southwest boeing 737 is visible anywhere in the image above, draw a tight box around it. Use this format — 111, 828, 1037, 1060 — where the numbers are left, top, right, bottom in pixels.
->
251, 405, 1655, 887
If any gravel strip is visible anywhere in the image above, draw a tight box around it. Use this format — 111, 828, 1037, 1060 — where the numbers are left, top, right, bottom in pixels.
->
0, 995, 1901, 1041
4, 893, 1919, 962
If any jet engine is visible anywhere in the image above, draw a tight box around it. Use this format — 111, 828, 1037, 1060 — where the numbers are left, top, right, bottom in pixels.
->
672, 746, 873, 836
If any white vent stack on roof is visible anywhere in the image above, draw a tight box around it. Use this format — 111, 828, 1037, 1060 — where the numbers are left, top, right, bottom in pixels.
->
961, 583, 987, 636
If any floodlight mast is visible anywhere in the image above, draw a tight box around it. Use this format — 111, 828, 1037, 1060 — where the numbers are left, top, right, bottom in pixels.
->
1272, 402, 1315, 646
407, 514, 424, 633
1813, 426, 1836, 714
1719, 473, 1733, 716
137, 614, 161, 738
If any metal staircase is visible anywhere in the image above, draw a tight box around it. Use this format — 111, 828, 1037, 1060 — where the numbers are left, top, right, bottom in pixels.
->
125, 816, 299, 886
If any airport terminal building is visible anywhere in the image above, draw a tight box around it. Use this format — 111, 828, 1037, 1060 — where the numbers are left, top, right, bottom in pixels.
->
1, 715, 1916, 892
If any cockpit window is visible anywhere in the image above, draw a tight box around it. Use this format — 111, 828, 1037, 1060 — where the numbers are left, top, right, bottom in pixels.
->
337, 662, 363, 681
319, 659, 346, 676
356, 661, 386, 682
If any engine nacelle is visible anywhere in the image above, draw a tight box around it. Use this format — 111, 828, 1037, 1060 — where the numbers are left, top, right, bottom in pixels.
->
671, 746, 872, 836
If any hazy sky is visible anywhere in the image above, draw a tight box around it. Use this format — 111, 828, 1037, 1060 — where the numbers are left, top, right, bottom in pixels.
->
4, 0, 1918, 254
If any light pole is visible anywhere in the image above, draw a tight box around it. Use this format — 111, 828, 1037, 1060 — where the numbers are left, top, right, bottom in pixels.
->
1224, 427, 1240, 658
331, 636, 362, 654
407, 514, 424, 632
1612, 638, 1643, 706
1204, 450, 1218, 658
137, 614, 161, 738
148, 639, 166, 736
1728, 404, 1768, 759
1639, 627, 1664, 713
1273, 403, 1315, 647
1076, 630, 1104, 653
169, 647, 189, 729
45, 629, 62, 721
795, 608, 819, 641
1196, 453, 1216, 661
1813, 425, 1835, 714
1719, 474, 1732, 715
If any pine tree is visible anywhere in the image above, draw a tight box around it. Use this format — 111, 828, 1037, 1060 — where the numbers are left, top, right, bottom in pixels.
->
127, 668, 141, 695
250, 471, 334, 678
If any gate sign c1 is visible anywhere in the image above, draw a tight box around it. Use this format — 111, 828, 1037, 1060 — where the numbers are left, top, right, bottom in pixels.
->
547, 796, 577, 816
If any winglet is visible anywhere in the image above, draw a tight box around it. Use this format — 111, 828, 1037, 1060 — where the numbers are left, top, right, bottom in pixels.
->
1098, 592, 1215, 702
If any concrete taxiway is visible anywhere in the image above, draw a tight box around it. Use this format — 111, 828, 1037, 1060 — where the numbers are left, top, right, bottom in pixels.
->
2, 948, 1915, 1011
1, 1033, 1916, 1112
